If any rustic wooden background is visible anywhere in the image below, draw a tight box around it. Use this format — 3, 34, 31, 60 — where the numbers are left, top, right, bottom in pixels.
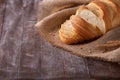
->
0, 0, 120, 79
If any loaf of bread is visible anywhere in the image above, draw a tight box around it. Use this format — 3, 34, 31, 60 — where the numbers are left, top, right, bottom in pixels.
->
59, 0, 120, 44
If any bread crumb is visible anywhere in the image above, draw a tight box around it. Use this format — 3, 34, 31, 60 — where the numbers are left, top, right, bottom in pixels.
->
88, 49, 92, 53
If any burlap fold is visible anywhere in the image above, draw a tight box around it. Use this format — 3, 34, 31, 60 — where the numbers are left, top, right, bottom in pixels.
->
36, 0, 120, 63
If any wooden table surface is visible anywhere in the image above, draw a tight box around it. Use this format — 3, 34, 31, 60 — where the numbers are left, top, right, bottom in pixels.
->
0, 0, 120, 79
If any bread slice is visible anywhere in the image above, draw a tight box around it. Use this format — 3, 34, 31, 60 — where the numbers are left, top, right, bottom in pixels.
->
99, 0, 117, 17
59, 14, 103, 44
59, 20, 84, 44
107, 0, 120, 28
86, 1, 112, 33
99, 0, 120, 29
70, 15, 101, 40
76, 5, 105, 34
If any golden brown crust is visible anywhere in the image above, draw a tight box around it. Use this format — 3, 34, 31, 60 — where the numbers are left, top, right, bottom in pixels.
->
76, 5, 88, 15
100, 0, 117, 18
59, 15, 103, 44
99, 0, 120, 29
109, 0, 120, 14
59, 20, 84, 44
89, 1, 112, 32
70, 15, 99, 40
76, 5, 104, 35
109, 0, 120, 28
59, 0, 120, 44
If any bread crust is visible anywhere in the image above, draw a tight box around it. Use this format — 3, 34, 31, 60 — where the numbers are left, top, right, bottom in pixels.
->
59, 20, 84, 44
76, 5, 88, 15
59, 0, 120, 44
88, 1, 112, 32
109, 0, 120, 28
71, 15, 100, 40
100, 0, 117, 18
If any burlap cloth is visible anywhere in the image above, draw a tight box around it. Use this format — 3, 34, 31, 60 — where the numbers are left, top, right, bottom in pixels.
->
36, 0, 120, 63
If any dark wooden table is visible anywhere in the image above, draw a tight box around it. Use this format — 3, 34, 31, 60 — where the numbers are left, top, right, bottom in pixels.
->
0, 0, 120, 79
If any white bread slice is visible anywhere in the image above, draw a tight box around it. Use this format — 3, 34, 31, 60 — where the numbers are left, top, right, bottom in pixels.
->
76, 6, 105, 34
59, 20, 84, 44
70, 15, 102, 40
86, 1, 112, 33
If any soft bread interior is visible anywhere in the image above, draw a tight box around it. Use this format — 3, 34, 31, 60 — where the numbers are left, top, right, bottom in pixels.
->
70, 15, 102, 40
60, 20, 74, 38
86, 4, 107, 34
76, 8, 105, 34
86, 1, 113, 33
99, 0, 119, 29
59, 20, 83, 44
